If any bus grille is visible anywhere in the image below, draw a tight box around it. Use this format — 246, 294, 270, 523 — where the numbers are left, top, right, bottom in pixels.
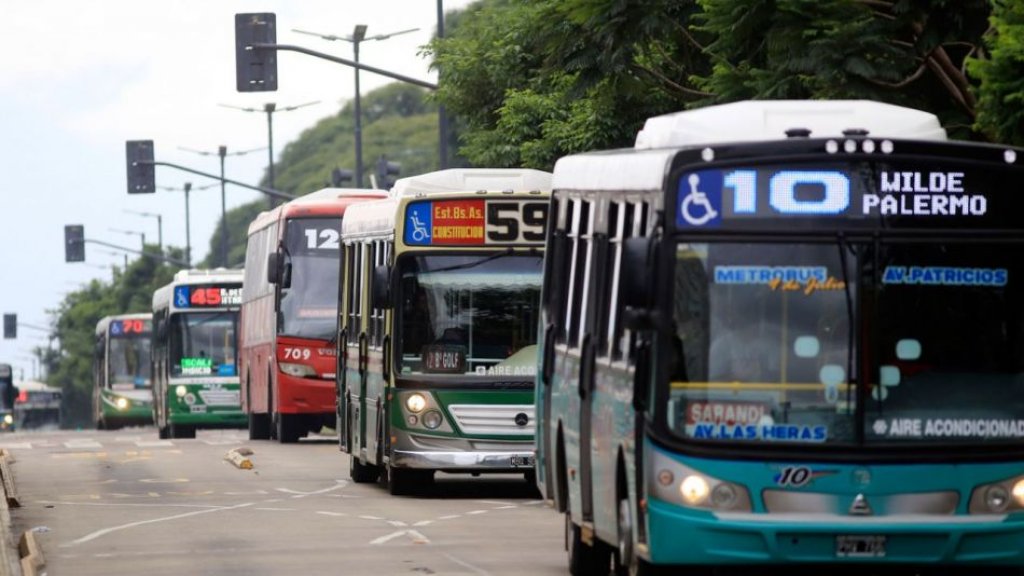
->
198, 390, 240, 406
447, 404, 534, 437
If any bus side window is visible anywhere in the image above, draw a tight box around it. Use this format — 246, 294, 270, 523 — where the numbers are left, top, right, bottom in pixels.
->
565, 199, 591, 348
598, 201, 623, 358
554, 196, 576, 345
623, 201, 650, 364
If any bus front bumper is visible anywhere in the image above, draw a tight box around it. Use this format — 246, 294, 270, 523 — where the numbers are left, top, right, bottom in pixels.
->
646, 498, 1024, 566
391, 449, 535, 472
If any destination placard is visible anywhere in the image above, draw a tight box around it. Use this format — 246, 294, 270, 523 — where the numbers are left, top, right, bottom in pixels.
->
404, 200, 548, 246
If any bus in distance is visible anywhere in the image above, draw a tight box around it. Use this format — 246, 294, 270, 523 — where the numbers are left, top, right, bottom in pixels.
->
0, 364, 16, 431
240, 187, 387, 443
15, 380, 62, 431
93, 313, 153, 429
338, 168, 551, 495
152, 269, 245, 439
537, 100, 1024, 574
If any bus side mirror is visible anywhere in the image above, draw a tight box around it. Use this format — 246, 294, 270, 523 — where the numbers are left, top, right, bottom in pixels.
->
281, 261, 292, 290
266, 252, 279, 284
372, 265, 392, 309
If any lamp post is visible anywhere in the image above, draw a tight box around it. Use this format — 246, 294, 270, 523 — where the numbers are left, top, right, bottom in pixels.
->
179, 145, 266, 266
123, 209, 163, 252
108, 228, 146, 251
218, 100, 319, 207
158, 182, 218, 268
293, 25, 419, 187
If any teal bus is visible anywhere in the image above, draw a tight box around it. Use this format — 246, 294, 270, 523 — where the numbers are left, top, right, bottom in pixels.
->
537, 100, 1024, 574
93, 313, 153, 429
152, 269, 246, 439
338, 168, 551, 495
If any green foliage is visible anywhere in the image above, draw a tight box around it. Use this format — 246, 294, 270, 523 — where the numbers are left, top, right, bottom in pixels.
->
43, 247, 182, 428
969, 1, 1024, 145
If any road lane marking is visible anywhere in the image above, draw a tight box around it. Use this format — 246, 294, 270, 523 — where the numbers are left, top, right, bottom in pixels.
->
274, 480, 349, 499
62, 501, 255, 547
387, 520, 407, 527
316, 511, 347, 517
64, 440, 102, 449
135, 440, 174, 448
369, 529, 430, 545
254, 507, 295, 511
444, 553, 492, 576
413, 520, 433, 527
139, 478, 189, 484
467, 510, 489, 515
359, 515, 384, 521
37, 500, 223, 510
438, 515, 461, 520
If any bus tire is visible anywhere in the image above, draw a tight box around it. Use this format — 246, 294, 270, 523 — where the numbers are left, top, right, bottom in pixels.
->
248, 412, 271, 440
276, 413, 301, 444
349, 453, 378, 484
386, 467, 431, 496
566, 510, 611, 576
158, 425, 169, 440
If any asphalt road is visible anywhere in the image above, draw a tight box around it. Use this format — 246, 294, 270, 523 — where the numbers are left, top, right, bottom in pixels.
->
2, 427, 567, 576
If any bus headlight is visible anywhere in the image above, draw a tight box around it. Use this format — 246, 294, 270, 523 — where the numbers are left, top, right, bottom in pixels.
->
649, 450, 751, 512
279, 363, 317, 378
175, 385, 188, 398
970, 475, 1024, 514
405, 393, 428, 414
116, 397, 130, 410
422, 410, 443, 430
2, 414, 12, 425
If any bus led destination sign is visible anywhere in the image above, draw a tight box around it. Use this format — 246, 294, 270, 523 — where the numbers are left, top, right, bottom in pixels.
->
405, 199, 548, 246
173, 285, 242, 309
674, 162, 1013, 230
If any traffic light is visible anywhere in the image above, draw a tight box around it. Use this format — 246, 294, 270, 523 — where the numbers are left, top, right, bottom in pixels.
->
126, 140, 155, 193
2, 314, 15, 339
331, 168, 353, 187
64, 224, 85, 263
235, 13, 278, 92
375, 155, 401, 190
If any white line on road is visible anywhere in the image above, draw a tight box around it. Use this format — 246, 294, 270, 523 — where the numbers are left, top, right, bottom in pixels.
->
467, 510, 489, 515
254, 507, 295, 511
61, 502, 256, 547
359, 515, 384, 521
315, 511, 347, 517
369, 529, 430, 545
413, 520, 433, 527
444, 553, 492, 576
387, 520, 407, 527
0, 443, 32, 450
135, 440, 174, 448
36, 501, 223, 510
274, 480, 348, 499
438, 515, 461, 520
64, 440, 102, 449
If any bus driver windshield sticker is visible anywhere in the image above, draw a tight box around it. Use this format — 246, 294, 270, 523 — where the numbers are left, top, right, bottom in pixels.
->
714, 266, 846, 295
882, 266, 1008, 287
677, 170, 723, 228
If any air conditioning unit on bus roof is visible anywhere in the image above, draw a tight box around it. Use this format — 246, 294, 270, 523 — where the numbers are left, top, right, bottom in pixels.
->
391, 168, 552, 197
634, 100, 947, 150
173, 268, 244, 282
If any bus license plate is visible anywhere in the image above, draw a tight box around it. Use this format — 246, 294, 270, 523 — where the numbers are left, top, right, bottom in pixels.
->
511, 455, 534, 468
836, 535, 886, 558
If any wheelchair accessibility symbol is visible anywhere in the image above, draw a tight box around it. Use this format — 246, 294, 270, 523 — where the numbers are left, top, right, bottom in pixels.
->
405, 203, 433, 245
677, 171, 722, 228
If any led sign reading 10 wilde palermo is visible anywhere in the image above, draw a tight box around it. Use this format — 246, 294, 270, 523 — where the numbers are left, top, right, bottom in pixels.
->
676, 165, 991, 229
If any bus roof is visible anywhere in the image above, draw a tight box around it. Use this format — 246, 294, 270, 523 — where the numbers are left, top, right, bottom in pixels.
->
390, 168, 552, 197
95, 312, 152, 337
634, 100, 947, 149
343, 169, 553, 239
554, 100, 949, 192
247, 187, 388, 235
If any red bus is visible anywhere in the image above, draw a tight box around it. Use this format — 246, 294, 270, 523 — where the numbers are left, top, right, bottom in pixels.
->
240, 187, 387, 442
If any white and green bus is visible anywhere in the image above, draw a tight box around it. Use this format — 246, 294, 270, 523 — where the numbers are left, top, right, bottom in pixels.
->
152, 269, 246, 439
338, 168, 551, 494
93, 313, 153, 429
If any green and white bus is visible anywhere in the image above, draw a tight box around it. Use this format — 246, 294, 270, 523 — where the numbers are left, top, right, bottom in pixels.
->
338, 168, 551, 494
93, 313, 153, 429
538, 100, 1024, 574
152, 269, 246, 439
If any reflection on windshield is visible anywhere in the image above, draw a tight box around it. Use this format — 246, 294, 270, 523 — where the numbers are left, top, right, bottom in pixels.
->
670, 242, 856, 444
169, 312, 238, 377
108, 336, 152, 390
399, 254, 542, 376
867, 243, 1024, 444
280, 217, 340, 340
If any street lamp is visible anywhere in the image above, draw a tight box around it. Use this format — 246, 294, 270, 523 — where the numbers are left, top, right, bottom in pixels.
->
123, 209, 163, 252
158, 182, 218, 268
178, 145, 266, 266
108, 227, 146, 251
293, 25, 419, 187
218, 100, 319, 207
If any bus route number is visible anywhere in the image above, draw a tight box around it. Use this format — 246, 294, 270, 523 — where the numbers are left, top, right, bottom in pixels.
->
486, 202, 548, 243
304, 228, 340, 250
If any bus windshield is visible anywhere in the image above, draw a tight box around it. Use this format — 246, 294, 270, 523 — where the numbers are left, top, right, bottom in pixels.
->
397, 253, 543, 377
668, 240, 1024, 447
108, 334, 152, 390
280, 217, 340, 340
169, 312, 238, 378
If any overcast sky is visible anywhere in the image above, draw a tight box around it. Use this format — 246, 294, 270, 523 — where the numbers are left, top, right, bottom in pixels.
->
0, 0, 474, 380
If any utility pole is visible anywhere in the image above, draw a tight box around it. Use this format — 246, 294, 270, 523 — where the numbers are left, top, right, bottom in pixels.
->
123, 209, 163, 252
292, 25, 419, 187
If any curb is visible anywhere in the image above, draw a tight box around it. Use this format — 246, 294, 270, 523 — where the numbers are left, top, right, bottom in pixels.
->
224, 447, 254, 470
0, 450, 20, 576
18, 531, 43, 576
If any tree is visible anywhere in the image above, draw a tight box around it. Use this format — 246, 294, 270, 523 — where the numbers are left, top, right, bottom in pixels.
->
968, 1, 1024, 145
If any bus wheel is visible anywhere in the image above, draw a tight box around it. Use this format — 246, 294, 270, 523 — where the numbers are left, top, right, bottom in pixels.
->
386, 466, 432, 496
276, 413, 301, 444
614, 498, 658, 576
248, 412, 271, 440
158, 425, 169, 440
349, 453, 378, 484
170, 424, 195, 439
567, 510, 611, 576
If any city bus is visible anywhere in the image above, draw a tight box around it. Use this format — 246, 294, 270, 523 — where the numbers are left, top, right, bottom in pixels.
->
152, 269, 245, 439
15, 380, 62, 431
93, 313, 153, 429
537, 100, 1024, 574
0, 364, 15, 432
240, 187, 387, 443
338, 168, 551, 494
